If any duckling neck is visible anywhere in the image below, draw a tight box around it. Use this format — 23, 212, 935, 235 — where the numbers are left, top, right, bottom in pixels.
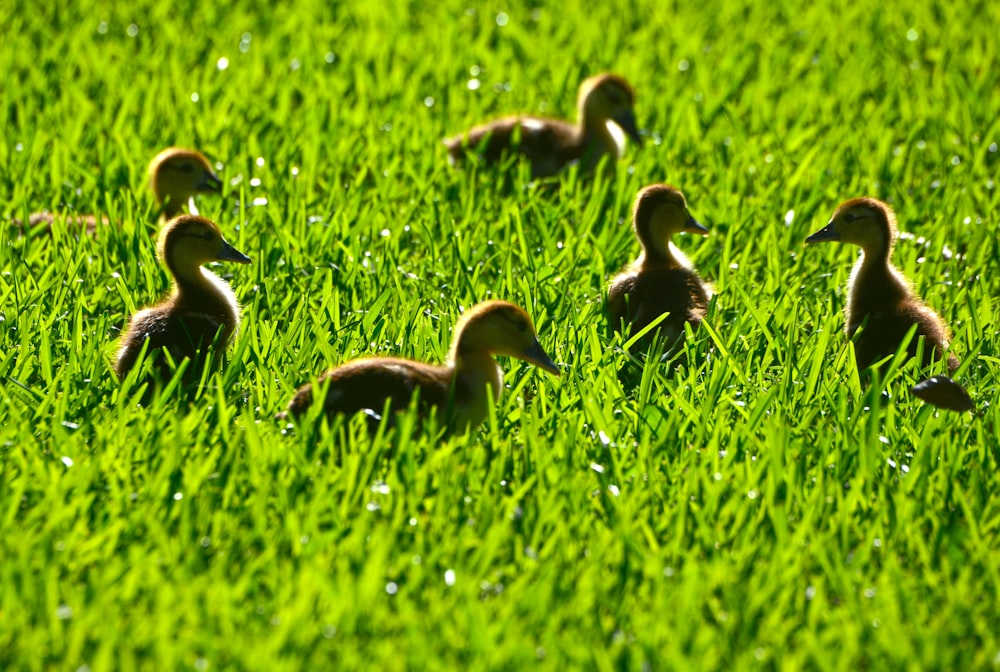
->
160, 197, 185, 221
578, 109, 623, 156
167, 259, 240, 326
850, 245, 909, 310
450, 345, 504, 403
637, 241, 686, 270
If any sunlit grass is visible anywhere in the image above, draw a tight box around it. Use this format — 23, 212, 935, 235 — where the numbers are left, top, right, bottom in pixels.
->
2, 0, 1000, 669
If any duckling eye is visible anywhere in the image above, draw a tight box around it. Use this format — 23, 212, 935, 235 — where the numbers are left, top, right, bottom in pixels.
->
179, 162, 194, 174
842, 213, 857, 223
201, 232, 215, 241
514, 320, 528, 333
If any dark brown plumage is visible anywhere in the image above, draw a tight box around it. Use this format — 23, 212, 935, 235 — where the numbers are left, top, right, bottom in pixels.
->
911, 376, 974, 413
281, 301, 560, 431
15, 148, 222, 235
115, 214, 251, 382
443, 73, 641, 178
607, 185, 711, 351
805, 197, 958, 374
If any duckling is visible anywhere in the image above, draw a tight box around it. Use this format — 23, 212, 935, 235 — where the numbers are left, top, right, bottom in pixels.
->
607, 184, 711, 350
805, 197, 958, 374
280, 301, 560, 430
17, 147, 222, 235
443, 73, 641, 179
115, 214, 251, 382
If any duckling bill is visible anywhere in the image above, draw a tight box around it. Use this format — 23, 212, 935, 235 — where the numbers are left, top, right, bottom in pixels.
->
280, 301, 560, 431
607, 184, 711, 351
115, 214, 251, 383
443, 73, 641, 178
805, 197, 958, 374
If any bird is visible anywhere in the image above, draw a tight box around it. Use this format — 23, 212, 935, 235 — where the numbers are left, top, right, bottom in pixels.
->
115, 214, 251, 383
16, 147, 222, 235
443, 73, 642, 179
606, 184, 711, 351
279, 301, 560, 431
805, 197, 959, 374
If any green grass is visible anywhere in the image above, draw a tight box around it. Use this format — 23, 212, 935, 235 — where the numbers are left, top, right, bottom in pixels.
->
3, 0, 1000, 668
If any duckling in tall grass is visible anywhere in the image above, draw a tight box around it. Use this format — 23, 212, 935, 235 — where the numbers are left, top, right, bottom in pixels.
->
115, 214, 251, 383
443, 73, 641, 179
280, 301, 560, 431
607, 185, 711, 351
17, 148, 222, 235
805, 197, 959, 374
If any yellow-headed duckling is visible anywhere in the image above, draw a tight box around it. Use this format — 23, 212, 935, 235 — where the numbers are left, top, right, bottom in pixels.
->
18, 147, 222, 235
443, 73, 641, 178
280, 301, 560, 430
607, 185, 711, 350
115, 214, 251, 382
805, 197, 958, 374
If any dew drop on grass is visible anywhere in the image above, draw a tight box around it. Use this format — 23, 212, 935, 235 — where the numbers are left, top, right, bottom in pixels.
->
906, 28, 919, 41
250, 178, 262, 187
194, 659, 208, 672
217, 57, 229, 71
424, 96, 434, 107
747, 490, 758, 500
608, 485, 620, 497
495, 12, 509, 26
598, 431, 611, 446
468, 78, 481, 90
784, 210, 794, 225
173, 492, 183, 501
126, 23, 139, 37
252, 197, 268, 207
191, 92, 200, 103
678, 59, 690, 72
951, 155, 961, 166
56, 605, 72, 620
325, 52, 336, 64
256, 157, 265, 167
590, 462, 605, 474
444, 569, 456, 586
290, 58, 301, 71
97, 21, 108, 34
805, 585, 816, 600
386, 582, 398, 595
61, 456, 73, 468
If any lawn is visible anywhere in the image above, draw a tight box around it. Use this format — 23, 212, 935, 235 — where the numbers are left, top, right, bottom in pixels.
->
2, 0, 1000, 669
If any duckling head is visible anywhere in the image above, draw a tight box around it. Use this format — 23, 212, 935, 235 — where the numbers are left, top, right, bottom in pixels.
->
633, 184, 708, 257
805, 197, 897, 253
579, 73, 642, 146
158, 214, 251, 276
452, 301, 560, 375
149, 148, 223, 214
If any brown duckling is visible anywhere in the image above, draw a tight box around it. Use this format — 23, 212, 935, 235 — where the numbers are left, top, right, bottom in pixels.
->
443, 73, 641, 178
115, 214, 251, 382
280, 301, 560, 430
805, 197, 958, 374
607, 185, 711, 350
18, 147, 222, 235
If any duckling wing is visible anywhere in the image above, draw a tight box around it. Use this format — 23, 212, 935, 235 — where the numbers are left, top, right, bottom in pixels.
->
116, 308, 228, 380
852, 302, 956, 373
446, 117, 578, 178
611, 268, 709, 340
303, 358, 452, 420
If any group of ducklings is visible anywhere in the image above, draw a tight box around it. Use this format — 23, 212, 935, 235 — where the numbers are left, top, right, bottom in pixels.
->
18, 72, 972, 430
